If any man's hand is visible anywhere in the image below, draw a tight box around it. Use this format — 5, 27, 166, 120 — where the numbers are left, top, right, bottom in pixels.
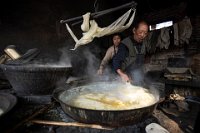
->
97, 69, 103, 75
120, 73, 130, 82
116, 69, 130, 82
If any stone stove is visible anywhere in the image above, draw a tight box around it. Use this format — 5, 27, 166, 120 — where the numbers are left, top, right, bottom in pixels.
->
0, 99, 158, 133
0, 82, 199, 133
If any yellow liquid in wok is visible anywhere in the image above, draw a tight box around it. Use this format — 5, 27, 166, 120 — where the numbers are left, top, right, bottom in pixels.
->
60, 82, 158, 110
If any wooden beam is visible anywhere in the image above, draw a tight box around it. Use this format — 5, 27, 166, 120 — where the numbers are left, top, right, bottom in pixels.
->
143, 2, 187, 25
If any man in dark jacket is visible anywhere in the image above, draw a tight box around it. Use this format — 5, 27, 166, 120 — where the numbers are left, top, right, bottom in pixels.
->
112, 21, 149, 83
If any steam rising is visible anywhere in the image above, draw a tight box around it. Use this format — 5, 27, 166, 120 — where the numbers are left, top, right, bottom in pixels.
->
57, 45, 72, 67
57, 41, 161, 110
60, 82, 159, 110
58, 40, 117, 80
130, 68, 144, 85
58, 40, 161, 101
0, 108, 4, 116
82, 48, 100, 76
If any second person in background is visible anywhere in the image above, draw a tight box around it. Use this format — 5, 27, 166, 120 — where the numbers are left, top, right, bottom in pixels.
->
97, 33, 122, 75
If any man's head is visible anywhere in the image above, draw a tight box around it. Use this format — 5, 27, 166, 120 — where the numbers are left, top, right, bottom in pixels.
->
132, 21, 149, 43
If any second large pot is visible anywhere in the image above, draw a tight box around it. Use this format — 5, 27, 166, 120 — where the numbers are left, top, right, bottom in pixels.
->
1, 63, 71, 95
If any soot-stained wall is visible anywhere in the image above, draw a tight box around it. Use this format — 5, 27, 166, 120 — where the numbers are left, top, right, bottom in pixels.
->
0, 0, 197, 76
0, 0, 123, 76
0, 1, 95, 58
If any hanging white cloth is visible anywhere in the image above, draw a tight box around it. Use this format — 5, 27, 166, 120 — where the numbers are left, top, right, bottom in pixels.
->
178, 16, 192, 44
66, 8, 136, 50
156, 27, 170, 49
81, 12, 91, 32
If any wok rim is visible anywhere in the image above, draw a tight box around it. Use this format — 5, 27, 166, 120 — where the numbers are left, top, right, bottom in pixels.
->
53, 83, 160, 112
0, 63, 72, 71
0, 92, 17, 117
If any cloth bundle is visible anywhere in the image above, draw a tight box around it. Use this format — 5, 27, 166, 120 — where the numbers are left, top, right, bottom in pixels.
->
66, 9, 136, 50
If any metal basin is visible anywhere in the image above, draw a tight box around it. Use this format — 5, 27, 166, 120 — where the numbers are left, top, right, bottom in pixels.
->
0, 64, 72, 96
53, 81, 159, 127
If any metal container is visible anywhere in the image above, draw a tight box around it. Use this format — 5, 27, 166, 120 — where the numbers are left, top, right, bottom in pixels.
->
0, 64, 71, 96
53, 82, 159, 127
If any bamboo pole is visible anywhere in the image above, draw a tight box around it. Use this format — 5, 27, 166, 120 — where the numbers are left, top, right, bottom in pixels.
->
31, 119, 114, 130
60, 1, 137, 24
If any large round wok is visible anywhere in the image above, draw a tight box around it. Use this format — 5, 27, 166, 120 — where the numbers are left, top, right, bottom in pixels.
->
53, 81, 159, 127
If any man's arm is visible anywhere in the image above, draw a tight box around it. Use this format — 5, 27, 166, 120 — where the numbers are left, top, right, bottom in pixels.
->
112, 43, 130, 82
116, 69, 130, 82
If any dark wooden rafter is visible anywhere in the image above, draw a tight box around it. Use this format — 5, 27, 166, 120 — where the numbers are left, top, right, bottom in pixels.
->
143, 2, 187, 25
